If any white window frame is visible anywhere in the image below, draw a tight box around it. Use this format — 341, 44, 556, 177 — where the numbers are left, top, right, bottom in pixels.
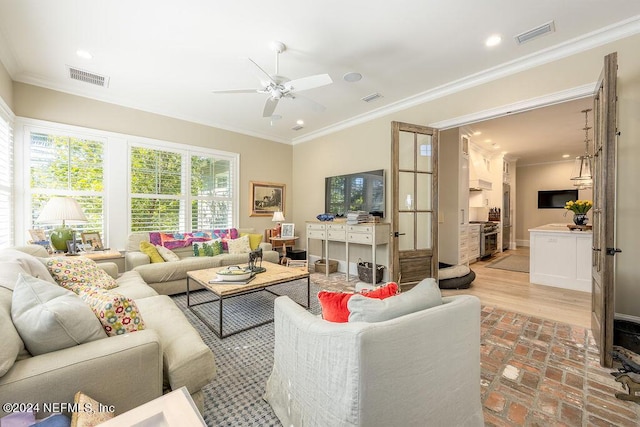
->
0, 98, 14, 248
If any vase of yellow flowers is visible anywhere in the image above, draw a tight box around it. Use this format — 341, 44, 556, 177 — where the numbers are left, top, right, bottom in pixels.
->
564, 200, 593, 226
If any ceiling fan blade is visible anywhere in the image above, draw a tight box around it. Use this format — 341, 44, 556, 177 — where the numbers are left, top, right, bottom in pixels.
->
285, 74, 332, 92
263, 97, 279, 117
211, 88, 259, 94
248, 58, 277, 86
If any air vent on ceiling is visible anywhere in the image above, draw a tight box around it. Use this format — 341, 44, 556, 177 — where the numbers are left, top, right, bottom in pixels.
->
361, 92, 383, 103
515, 21, 555, 45
67, 66, 110, 87
292, 125, 304, 131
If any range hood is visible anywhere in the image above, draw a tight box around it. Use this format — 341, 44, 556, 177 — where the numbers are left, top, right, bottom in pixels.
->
469, 153, 493, 191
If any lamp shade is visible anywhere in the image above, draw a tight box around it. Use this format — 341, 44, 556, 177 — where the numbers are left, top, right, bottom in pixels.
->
272, 211, 285, 222
36, 197, 88, 225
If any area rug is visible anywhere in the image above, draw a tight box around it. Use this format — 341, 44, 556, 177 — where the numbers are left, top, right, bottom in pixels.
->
171, 275, 640, 426
487, 254, 530, 273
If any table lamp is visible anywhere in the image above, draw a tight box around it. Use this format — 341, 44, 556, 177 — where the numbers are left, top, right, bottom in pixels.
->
36, 197, 88, 252
272, 211, 285, 237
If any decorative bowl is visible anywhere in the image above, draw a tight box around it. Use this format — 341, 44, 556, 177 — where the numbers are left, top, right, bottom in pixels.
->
216, 266, 252, 281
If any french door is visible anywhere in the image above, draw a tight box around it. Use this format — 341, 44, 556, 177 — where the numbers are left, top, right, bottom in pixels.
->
391, 122, 438, 285
591, 52, 618, 368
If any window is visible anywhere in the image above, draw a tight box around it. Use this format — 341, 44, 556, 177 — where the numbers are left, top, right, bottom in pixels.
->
0, 108, 12, 248
130, 146, 236, 232
130, 146, 184, 231
29, 131, 105, 237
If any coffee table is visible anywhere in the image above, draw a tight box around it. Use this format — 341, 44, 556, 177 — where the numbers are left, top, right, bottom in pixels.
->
186, 261, 310, 338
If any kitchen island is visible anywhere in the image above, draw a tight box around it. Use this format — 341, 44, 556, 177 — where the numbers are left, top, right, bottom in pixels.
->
529, 224, 592, 293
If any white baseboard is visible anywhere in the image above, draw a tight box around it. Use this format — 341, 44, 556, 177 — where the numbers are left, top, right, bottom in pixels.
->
615, 313, 640, 324
516, 239, 530, 247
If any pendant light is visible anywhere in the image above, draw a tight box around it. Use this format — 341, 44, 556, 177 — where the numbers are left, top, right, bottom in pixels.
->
570, 108, 593, 189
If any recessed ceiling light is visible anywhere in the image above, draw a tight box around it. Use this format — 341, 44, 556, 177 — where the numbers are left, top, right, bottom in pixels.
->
76, 49, 93, 59
485, 35, 502, 47
484, 139, 492, 143
473, 131, 482, 136
296, 119, 304, 125
562, 154, 571, 158
343, 72, 362, 83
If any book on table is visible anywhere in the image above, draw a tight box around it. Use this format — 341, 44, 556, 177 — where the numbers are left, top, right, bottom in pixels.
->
208, 275, 256, 285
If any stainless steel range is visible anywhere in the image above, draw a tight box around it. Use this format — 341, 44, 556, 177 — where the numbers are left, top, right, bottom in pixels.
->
470, 221, 499, 258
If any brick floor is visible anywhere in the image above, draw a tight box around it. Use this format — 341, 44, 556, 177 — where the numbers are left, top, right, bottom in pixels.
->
310, 272, 640, 426
480, 306, 640, 426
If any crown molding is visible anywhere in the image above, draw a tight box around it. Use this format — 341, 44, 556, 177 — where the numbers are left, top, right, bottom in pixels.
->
293, 15, 640, 145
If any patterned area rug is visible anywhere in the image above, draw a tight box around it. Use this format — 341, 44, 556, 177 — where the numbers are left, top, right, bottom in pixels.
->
487, 254, 530, 273
171, 273, 640, 426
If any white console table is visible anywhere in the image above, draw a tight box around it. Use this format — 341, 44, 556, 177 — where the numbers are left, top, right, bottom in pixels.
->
306, 221, 390, 285
529, 224, 592, 293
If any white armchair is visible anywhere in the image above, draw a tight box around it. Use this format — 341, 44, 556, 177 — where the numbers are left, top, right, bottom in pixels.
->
264, 294, 484, 427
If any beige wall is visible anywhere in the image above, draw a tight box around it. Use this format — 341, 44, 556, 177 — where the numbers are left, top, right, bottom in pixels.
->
12, 83, 292, 234
515, 161, 592, 245
0, 60, 12, 109
293, 33, 640, 318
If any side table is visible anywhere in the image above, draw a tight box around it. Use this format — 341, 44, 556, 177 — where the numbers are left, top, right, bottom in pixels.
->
269, 236, 299, 257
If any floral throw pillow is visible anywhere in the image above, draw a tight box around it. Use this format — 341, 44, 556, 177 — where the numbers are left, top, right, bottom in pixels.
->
76, 286, 145, 336
227, 235, 252, 254
45, 257, 118, 293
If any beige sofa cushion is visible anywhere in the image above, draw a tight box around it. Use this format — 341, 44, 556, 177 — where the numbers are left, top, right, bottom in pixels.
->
114, 271, 159, 300
135, 295, 216, 394
11, 275, 107, 356
0, 249, 55, 284
0, 287, 24, 376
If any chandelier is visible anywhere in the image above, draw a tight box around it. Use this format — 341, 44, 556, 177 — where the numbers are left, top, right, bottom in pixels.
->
570, 108, 593, 189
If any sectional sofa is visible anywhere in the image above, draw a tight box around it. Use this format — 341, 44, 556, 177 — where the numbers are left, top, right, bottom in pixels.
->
0, 245, 216, 418
124, 229, 279, 295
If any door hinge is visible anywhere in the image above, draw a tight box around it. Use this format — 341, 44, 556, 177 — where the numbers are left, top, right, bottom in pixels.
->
606, 247, 622, 256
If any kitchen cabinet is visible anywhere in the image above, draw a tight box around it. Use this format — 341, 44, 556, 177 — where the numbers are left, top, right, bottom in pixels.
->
529, 224, 592, 292
439, 128, 470, 265
468, 224, 480, 262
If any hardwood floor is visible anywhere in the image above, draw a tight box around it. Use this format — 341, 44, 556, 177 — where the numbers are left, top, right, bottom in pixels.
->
441, 247, 592, 328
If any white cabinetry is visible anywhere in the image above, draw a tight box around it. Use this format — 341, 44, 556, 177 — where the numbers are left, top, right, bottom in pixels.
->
529, 225, 592, 292
468, 224, 480, 262
306, 221, 390, 285
439, 128, 470, 265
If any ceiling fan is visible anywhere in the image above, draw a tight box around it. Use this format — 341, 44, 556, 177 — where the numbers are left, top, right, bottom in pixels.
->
212, 41, 333, 118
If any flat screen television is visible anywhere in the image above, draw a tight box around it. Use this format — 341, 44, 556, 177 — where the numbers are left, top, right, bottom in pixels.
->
537, 189, 579, 209
325, 169, 385, 218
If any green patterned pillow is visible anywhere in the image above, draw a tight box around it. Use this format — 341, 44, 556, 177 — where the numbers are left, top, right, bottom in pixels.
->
76, 286, 145, 336
193, 240, 223, 257
45, 257, 118, 293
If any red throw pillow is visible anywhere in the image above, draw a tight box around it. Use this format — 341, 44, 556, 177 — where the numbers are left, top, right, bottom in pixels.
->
317, 291, 353, 323
318, 282, 399, 323
360, 282, 399, 299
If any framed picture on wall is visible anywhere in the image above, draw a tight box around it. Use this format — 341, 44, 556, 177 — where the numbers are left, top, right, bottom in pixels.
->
281, 223, 295, 238
250, 181, 286, 217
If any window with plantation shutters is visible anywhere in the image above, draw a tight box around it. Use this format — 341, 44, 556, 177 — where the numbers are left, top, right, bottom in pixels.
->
29, 131, 106, 239
130, 146, 236, 232
0, 109, 12, 248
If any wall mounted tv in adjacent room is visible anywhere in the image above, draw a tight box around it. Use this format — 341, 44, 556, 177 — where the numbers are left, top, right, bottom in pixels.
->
325, 169, 385, 218
537, 189, 579, 209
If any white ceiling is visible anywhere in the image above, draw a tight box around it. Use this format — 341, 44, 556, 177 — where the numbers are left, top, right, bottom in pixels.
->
0, 1, 639, 164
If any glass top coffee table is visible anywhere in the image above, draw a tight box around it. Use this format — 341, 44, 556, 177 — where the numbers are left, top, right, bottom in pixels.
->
186, 261, 310, 338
